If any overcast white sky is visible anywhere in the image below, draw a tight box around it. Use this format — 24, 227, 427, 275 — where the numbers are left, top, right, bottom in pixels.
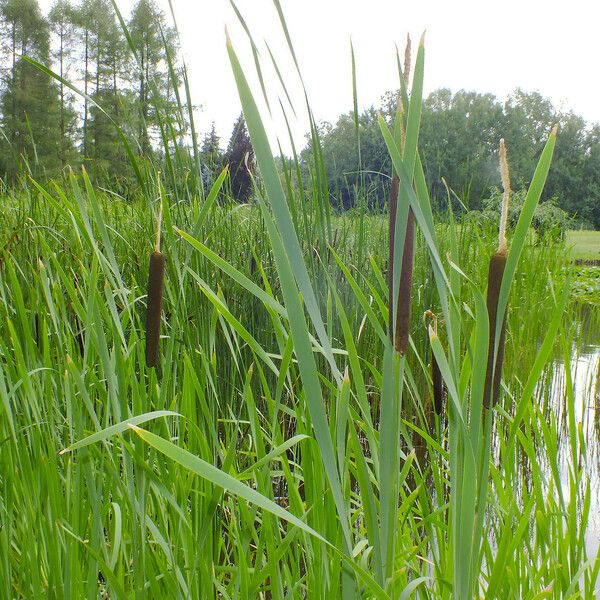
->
38, 0, 600, 151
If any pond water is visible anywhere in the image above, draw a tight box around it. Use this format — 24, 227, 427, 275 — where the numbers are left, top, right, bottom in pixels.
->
551, 315, 599, 557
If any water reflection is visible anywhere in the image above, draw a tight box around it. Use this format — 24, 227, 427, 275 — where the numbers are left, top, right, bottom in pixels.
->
550, 316, 599, 557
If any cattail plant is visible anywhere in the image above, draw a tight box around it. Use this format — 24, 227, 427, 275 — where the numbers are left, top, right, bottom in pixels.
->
483, 139, 511, 409
389, 35, 415, 355
145, 202, 165, 368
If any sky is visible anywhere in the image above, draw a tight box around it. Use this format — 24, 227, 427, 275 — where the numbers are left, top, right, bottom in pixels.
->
38, 0, 600, 152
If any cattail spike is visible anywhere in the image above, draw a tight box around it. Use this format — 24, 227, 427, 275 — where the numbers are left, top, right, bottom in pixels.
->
498, 139, 511, 252
394, 208, 415, 355
432, 351, 444, 415
388, 176, 399, 338
155, 201, 163, 253
483, 137, 512, 408
424, 310, 444, 414
483, 249, 507, 409
146, 204, 166, 369
403, 35, 412, 86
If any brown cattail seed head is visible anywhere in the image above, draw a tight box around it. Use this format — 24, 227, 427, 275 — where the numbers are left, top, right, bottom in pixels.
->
424, 310, 444, 414
388, 175, 400, 338
394, 209, 415, 355
432, 351, 444, 415
483, 248, 507, 409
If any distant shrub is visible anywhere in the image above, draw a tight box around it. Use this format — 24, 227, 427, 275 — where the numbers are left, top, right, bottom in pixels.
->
477, 187, 570, 242
532, 199, 570, 242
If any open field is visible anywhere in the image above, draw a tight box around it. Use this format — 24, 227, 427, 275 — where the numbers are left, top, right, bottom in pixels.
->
567, 229, 600, 259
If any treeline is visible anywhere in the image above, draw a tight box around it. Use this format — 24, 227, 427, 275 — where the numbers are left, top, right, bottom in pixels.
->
0, 0, 259, 200
2, 0, 598, 229
305, 88, 600, 228
0, 0, 187, 185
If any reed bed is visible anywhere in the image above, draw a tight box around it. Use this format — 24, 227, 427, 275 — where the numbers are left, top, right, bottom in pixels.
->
0, 3, 598, 598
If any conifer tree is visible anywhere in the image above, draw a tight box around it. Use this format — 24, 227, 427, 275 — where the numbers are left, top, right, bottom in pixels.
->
225, 113, 254, 203
128, 0, 178, 158
201, 122, 221, 166
49, 0, 79, 167
0, 0, 66, 178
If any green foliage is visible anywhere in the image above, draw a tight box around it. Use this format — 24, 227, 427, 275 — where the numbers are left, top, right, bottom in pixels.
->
571, 266, 600, 304
0, 0, 68, 179
49, 0, 80, 168
307, 87, 600, 228
128, 0, 179, 157
301, 109, 390, 209
481, 187, 570, 242
0, 5, 598, 598
0, 0, 186, 187
200, 121, 223, 187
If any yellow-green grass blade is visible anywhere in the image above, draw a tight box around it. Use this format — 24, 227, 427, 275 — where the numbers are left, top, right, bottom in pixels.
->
59, 411, 180, 454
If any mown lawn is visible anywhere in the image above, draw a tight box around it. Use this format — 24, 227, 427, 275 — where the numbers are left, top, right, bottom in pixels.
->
567, 229, 600, 259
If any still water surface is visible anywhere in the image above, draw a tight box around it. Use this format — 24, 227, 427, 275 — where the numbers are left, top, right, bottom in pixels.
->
551, 323, 599, 556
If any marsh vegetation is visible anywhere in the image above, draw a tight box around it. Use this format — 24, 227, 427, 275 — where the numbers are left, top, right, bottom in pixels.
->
0, 2, 599, 598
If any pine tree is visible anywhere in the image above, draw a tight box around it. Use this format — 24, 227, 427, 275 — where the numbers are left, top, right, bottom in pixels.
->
128, 0, 179, 158
225, 113, 254, 203
71, 0, 132, 180
0, 0, 66, 179
201, 122, 221, 167
199, 122, 222, 189
49, 0, 79, 168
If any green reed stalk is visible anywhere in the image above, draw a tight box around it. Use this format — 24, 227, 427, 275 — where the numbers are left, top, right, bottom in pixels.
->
145, 202, 165, 368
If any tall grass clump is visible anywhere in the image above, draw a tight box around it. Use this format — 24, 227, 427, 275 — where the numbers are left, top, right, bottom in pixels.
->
0, 2, 597, 599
